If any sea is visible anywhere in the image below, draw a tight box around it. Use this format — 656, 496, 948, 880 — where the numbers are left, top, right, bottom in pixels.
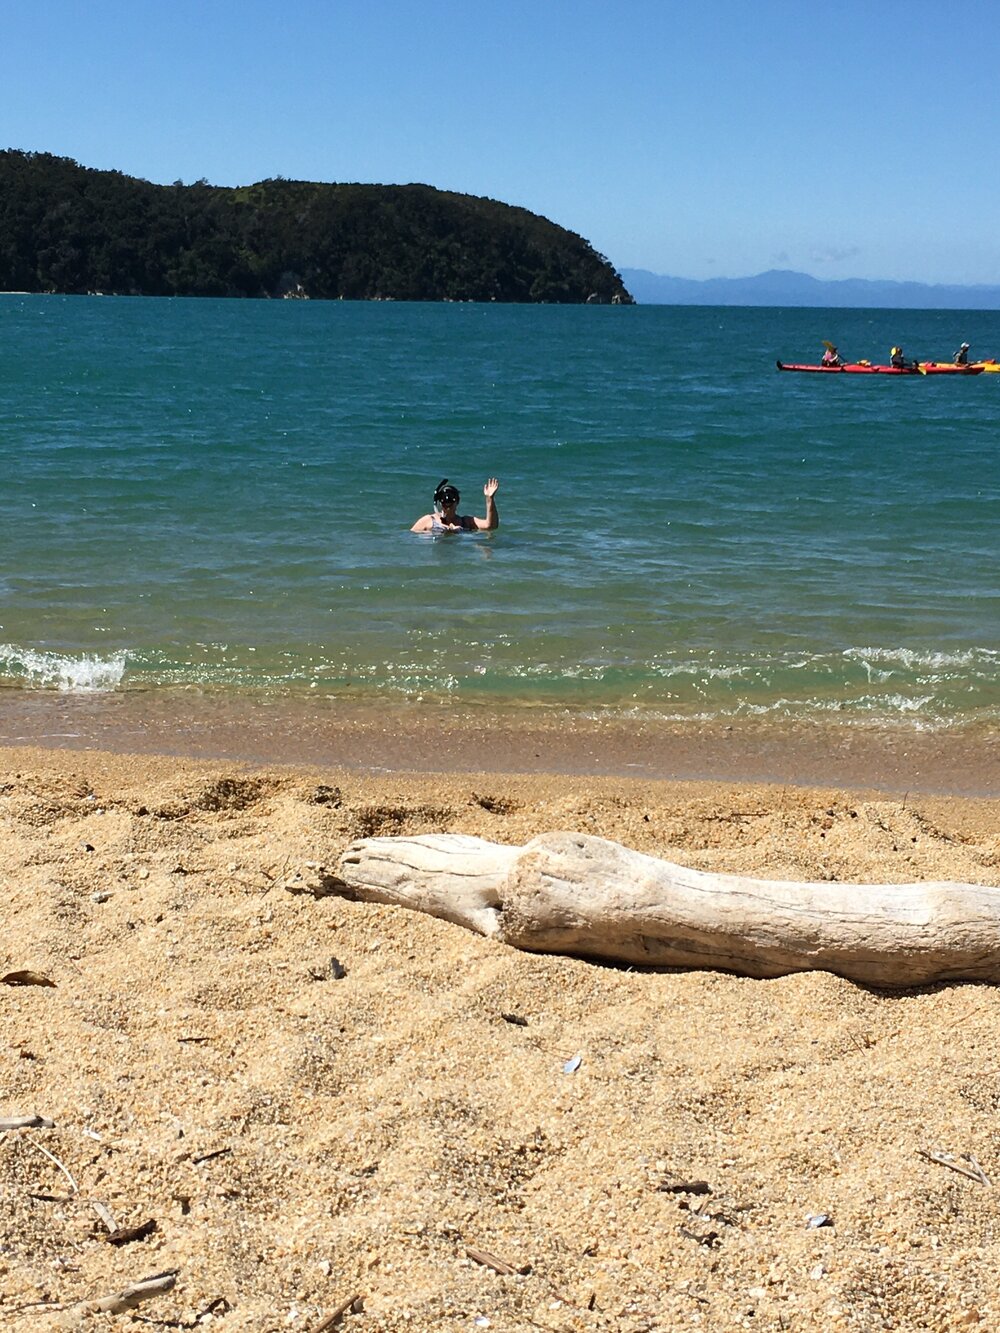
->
1, 294, 997, 747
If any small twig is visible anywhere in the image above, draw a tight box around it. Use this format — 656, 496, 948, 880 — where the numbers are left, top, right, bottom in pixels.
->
0, 1115, 55, 1131
24, 1136, 78, 1193
5, 1299, 68, 1315
84, 1268, 179, 1314
266, 854, 292, 885
126, 1294, 229, 1327
91, 1199, 119, 1233
308, 1292, 363, 1332
192, 1147, 231, 1165
918, 1149, 991, 1185
963, 1154, 991, 1186
465, 1244, 531, 1276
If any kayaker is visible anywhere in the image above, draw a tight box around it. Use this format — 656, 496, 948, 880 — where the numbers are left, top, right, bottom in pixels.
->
954, 342, 971, 365
821, 344, 844, 367
890, 346, 907, 369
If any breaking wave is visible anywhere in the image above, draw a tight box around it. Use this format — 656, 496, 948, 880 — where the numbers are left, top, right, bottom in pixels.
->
0, 645, 128, 693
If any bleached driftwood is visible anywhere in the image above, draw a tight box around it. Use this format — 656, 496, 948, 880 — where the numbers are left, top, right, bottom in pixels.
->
335, 832, 1000, 987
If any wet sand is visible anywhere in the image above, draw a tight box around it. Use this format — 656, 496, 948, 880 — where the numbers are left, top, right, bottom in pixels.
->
2, 716, 1000, 1329
1, 689, 998, 795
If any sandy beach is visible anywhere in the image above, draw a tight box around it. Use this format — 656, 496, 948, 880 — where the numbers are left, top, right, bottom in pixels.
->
2, 729, 1000, 1331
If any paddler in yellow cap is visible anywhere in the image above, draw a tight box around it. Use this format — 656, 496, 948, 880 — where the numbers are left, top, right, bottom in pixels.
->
890, 346, 907, 368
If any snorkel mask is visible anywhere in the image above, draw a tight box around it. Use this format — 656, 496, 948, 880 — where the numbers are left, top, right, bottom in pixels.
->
434, 479, 460, 511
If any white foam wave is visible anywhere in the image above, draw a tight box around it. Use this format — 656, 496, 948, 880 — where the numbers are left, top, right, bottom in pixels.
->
0, 645, 127, 693
844, 646, 999, 672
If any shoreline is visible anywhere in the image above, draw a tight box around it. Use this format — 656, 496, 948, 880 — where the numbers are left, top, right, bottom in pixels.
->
0, 690, 997, 796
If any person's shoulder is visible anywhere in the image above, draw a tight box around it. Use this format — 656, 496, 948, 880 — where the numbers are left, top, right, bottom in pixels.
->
411, 514, 434, 532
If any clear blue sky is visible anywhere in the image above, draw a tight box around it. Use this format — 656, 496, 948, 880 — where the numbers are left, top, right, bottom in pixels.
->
6, 1, 1000, 285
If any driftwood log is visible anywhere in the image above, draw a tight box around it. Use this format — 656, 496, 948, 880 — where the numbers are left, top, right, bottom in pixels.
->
335, 832, 1000, 988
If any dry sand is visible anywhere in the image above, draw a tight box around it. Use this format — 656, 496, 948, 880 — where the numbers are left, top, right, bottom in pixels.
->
2, 743, 1000, 1331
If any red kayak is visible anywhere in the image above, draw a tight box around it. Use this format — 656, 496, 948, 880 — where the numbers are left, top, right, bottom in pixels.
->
776, 360, 920, 375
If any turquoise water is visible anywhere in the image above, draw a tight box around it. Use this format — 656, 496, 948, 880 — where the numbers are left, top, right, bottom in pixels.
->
1, 294, 998, 730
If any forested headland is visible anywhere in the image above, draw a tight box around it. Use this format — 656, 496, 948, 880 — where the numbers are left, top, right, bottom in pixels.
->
0, 151, 633, 304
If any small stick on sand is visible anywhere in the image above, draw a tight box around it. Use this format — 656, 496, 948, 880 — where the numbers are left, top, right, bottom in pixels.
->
91, 1199, 119, 1233
0, 1115, 56, 1131
5, 1299, 67, 1315
83, 1268, 178, 1314
262, 854, 291, 883
192, 1146, 232, 1165
964, 1154, 991, 1185
24, 1137, 78, 1193
918, 1149, 992, 1185
465, 1244, 530, 1276
308, 1292, 363, 1332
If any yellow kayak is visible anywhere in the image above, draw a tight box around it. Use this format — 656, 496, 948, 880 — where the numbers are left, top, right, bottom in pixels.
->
919, 360, 999, 373
918, 362, 985, 375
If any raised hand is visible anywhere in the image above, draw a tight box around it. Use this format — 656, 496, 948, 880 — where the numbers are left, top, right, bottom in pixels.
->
484, 477, 499, 498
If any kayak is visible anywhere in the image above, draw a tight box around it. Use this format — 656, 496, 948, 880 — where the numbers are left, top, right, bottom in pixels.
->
918, 362, 985, 375
776, 361, 845, 373
776, 360, 920, 375
974, 360, 1000, 372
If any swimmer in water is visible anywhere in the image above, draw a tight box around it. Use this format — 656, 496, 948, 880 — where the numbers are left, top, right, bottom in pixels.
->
410, 477, 499, 533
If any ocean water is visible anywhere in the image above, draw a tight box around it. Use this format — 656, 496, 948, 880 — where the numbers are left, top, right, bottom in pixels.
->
1, 294, 998, 733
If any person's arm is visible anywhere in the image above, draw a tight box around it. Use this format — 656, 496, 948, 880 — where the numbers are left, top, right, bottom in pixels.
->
411, 514, 434, 532
471, 477, 499, 530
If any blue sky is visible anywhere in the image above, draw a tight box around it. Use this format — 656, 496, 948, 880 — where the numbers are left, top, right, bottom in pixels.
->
6, 1, 1000, 285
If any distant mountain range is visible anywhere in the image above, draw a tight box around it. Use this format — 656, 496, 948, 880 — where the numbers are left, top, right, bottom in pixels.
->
621, 267, 1000, 310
